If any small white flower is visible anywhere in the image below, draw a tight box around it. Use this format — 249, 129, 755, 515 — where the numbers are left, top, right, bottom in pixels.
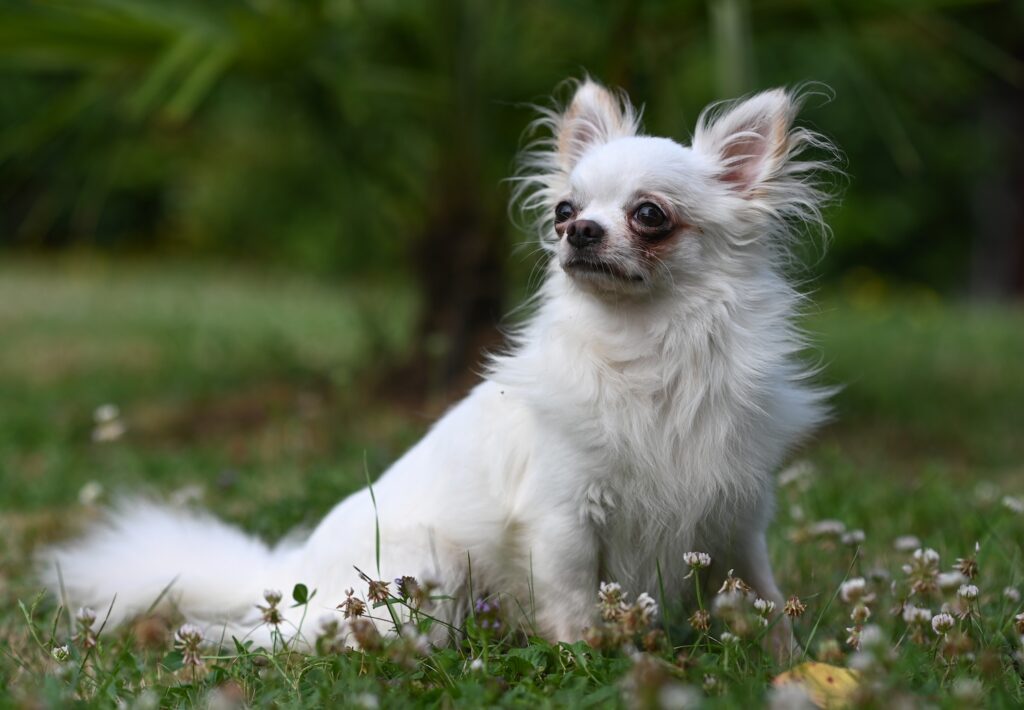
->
599, 581, 623, 597
75, 607, 97, 628
712, 590, 747, 614
808, 519, 846, 538
93, 403, 120, 423
51, 644, 70, 662
958, 584, 979, 600
937, 571, 968, 590
778, 460, 815, 490
1002, 495, 1024, 515
719, 631, 739, 645
1003, 586, 1021, 603
902, 604, 932, 625
175, 623, 204, 643
636, 592, 658, 618
353, 692, 380, 709
682, 551, 712, 569
839, 577, 869, 604
469, 657, 484, 671
893, 535, 922, 552
841, 529, 865, 546
858, 624, 884, 649
913, 548, 941, 565
753, 598, 776, 616
91, 420, 126, 443
78, 481, 104, 506
931, 612, 955, 634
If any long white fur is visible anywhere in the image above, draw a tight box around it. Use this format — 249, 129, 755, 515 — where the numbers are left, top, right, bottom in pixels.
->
41, 78, 836, 651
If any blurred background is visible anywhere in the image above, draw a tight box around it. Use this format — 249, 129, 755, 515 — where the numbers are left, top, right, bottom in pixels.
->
0, 1, 1022, 539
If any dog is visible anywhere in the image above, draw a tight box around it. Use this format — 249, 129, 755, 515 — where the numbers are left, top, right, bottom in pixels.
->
42, 78, 835, 654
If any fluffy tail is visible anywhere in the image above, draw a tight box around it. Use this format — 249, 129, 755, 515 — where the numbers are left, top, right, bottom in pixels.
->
39, 500, 298, 634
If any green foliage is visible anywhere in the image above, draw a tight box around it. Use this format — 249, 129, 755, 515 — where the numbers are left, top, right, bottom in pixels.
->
1, 1, 1021, 290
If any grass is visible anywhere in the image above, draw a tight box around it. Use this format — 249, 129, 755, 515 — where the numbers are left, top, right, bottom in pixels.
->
1, 257, 1023, 707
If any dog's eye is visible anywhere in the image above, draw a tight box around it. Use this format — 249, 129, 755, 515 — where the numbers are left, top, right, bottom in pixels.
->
554, 201, 575, 223
634, 202, 668, 229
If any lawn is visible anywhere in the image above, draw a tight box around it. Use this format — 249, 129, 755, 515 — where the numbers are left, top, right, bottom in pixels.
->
1, 258, 1022, 707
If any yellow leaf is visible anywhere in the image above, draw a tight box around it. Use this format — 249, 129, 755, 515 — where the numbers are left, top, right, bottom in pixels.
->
773, 661, 860, 708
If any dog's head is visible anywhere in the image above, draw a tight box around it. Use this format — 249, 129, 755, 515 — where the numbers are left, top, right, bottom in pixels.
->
515, 79, 836, 298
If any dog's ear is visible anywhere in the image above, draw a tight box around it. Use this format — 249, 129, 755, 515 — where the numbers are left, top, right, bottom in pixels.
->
556, 79, 638, 171
693, 89, 798, 195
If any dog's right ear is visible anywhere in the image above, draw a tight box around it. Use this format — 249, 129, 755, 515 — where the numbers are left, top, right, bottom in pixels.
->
556, 79, 638, 171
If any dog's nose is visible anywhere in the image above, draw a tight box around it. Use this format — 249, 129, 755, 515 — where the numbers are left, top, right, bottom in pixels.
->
566, 220, 605, 249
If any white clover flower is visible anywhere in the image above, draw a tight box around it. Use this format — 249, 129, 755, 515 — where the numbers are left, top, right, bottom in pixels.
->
719, 631, 739, 646
858, 624, 884, 649
353, 692, 380, 709
1002, 496, 1024, 514
51, 644, 70, 662
931, 612, 955, 634
937, 571, 968, 590
599, 581, 623, 598
1003, 587, 1021, 603
93, 403, 120, 423
913, 548, 940, 565
839, 577, 870, 604
753, 598, 776, 616
91, 418, 126, 443
958, 584, 979, 600
841, 529, 866, 546
893, 535, 922, 552
850, 604, 871, 624
712, 590, 747, 614
635, 592, 659, 624
682, 551, 712, 569
778, 460, 815, 490
902, 604, 932, 625
808, 519, 846, 538
75, 607, 97, 628
78, 481, 104, 507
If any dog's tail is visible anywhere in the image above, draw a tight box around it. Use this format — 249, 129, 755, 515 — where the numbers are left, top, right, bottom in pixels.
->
39, 500, 302, 636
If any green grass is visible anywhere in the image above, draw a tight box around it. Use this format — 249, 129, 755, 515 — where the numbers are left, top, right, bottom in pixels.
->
1, 258, 1023, 707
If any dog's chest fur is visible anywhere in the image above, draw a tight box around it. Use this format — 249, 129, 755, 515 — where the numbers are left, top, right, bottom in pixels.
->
491, 270, 819, 595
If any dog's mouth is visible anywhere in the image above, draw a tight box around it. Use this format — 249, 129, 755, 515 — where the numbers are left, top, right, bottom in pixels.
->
562, 258, 644, 283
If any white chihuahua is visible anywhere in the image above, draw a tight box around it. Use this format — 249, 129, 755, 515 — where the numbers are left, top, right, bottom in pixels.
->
43, 79, 835, 652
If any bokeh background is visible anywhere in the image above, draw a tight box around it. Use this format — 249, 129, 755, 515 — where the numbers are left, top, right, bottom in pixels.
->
0, 1, 1022, 539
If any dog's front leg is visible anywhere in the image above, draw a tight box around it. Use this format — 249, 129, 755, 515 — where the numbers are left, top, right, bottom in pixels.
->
521, 508, 599, 643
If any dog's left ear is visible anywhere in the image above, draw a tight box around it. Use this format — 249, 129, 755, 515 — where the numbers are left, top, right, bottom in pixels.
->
556, 79, 638, 171
693, 89, 797, 195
